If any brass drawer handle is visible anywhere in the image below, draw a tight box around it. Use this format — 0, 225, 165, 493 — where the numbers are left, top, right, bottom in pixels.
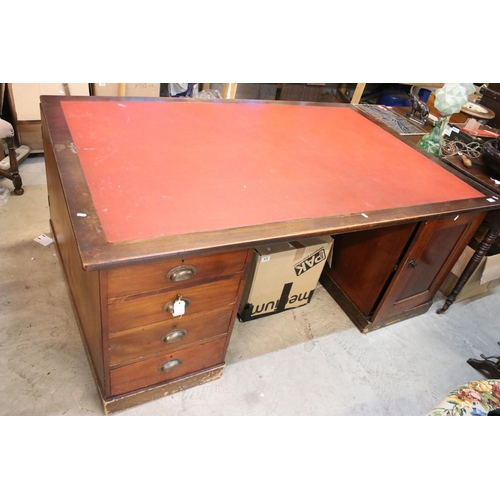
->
166, 265, 196, 282
161, 329, 187, 344
163, 297, 191, 314
159, 359, 183, 372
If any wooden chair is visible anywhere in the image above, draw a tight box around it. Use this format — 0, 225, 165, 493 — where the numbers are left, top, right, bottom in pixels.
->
0, 118, 24, 195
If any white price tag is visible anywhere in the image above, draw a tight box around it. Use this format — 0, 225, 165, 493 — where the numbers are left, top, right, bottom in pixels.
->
173, 298, 185, 317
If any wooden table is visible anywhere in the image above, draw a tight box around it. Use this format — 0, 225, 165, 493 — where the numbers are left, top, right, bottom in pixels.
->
436, 154, 500, 313
40, 96, 500, 413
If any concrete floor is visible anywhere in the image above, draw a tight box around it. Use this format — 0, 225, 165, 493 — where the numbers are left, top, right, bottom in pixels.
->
2, 155, 500, 416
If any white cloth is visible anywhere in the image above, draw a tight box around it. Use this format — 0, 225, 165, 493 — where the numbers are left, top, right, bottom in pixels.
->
0, 118, 14, 139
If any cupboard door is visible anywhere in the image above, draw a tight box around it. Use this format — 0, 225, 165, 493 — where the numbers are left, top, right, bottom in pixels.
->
324, 223, 416, 316
372, 212, 485, 322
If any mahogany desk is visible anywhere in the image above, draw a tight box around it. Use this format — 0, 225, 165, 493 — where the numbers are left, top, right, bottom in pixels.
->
40, 96, 500, 413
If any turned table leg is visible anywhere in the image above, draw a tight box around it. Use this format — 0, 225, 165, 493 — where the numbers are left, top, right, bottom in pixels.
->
0, 119, 24, 195
437, 210, 500, 314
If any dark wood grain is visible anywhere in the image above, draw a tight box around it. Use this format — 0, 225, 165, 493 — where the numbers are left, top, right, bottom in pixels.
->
102, 364, 225, 414
107, 275, 242, 333
42, 116, 106, 391
321, 211, 485, 330
442, 155, 500, 196
41, 96, 500, 412
323, 223, 417, 316
110, 335, 227, 395
437, 210, 500, 313
106, 249, 248, 298
40, 96, 500, 272
109, 306, 233, 366
0, 135, 24, 194
279, 83, 323, 102
373, 211, 485, 322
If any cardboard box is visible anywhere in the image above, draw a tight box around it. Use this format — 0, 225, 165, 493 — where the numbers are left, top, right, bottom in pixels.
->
91, 83, 160, 97
17, 121, 44, 152
10, 83, 90, 121
440, 245, 500, 301
238, 236, 334, 322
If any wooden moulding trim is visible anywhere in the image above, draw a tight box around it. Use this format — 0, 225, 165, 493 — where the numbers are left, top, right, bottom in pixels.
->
40, 96, 500, 272
74, 200, 499, 272
361, 303, 433, 333
41, 100, 108, 252
100, 363, 225, 415
319, 270, 432, 334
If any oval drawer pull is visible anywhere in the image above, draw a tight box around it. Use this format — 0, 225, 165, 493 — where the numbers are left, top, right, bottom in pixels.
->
159, 359, 183, 372
161, 329, 187, 344
166, 265, 196, 282
163, 297, 192, 314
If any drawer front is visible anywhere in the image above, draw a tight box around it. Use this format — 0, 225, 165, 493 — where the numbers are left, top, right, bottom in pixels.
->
109, 335, 227, 395
108, 275, 241, 333
109, 306, 233, 366
106, 249, 248, 298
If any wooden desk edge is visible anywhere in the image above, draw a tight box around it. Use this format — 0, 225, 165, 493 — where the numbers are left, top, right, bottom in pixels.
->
40, 96, 500, 271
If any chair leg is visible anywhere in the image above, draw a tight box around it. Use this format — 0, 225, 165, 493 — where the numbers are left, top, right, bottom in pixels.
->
4, 136, 24, 195
467, 342, 500, 379
467, 357, 500, 379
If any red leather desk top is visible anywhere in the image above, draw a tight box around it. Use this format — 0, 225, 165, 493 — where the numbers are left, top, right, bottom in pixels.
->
61, 101, 484, 243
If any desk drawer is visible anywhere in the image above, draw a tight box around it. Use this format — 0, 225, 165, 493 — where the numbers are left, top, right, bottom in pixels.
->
109, 306, 233, 366
107, 275, 241, 333
106, 249, 248, 298
109, 335, 227, 395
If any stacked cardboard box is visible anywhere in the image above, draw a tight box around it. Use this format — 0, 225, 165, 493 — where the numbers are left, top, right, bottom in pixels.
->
440, 244, 500, 301
238, 236, 334, 322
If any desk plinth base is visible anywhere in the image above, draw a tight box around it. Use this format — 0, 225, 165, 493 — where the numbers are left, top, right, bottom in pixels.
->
99, 363, 226, 415
320, 272, 432, 333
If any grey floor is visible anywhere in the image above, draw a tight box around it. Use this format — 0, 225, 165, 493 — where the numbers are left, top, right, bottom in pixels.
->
2, 155, 500, 417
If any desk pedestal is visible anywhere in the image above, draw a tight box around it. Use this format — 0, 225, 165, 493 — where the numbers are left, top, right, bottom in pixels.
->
322, 212, 485, 332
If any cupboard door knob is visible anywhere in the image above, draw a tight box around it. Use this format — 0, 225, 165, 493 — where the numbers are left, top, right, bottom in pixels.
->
408, 260, 417, 268
166, 265, 196, 282
159, 359, 183, 372
161, 329, 187, 344
163, 297, 192, 314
